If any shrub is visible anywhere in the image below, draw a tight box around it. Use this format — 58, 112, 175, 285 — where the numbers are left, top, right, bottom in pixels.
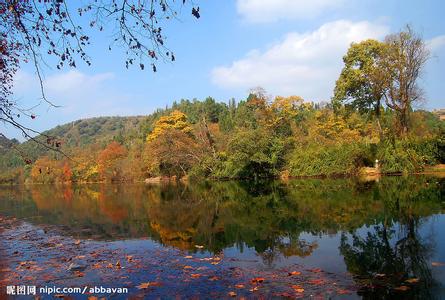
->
287, 142, 372, 177
377, 138, 439, 174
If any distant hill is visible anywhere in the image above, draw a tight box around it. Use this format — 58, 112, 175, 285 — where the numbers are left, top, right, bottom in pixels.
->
1, 116, 149, 166
0, 134, 19, 155
39, 116, 146, 147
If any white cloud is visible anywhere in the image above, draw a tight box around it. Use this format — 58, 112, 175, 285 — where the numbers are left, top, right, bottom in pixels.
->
427, 35, 445, 52
211, 20, 389, 101
10, 69, 139, 137
45, 70, 114, 94
236, 0, 346, 23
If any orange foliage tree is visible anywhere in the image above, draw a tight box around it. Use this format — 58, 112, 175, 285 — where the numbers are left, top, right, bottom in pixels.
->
98, 141, 128, 182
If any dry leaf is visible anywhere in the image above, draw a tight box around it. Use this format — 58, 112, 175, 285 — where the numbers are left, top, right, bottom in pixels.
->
136, 282, 162, 289
394, 285, 410, 291
235, 284, 245, 289
432, 262, 445, 267
405, 278, 419, 284
251, 277, 265, 284
228, 291, 237, 297
288, 271, 301, 276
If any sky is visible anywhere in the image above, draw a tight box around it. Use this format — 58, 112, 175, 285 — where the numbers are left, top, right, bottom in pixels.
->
4, 0, 445, 140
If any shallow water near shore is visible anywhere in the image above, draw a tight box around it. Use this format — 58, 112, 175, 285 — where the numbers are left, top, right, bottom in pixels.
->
0, 176, 444, 299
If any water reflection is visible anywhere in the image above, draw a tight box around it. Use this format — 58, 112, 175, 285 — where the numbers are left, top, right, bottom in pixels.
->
0, 176, 444, 297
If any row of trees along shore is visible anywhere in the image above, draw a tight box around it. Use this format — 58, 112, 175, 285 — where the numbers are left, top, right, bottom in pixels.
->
1, 26, 444, 184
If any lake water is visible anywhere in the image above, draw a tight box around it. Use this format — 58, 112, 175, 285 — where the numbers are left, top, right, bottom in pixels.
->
0, 175, 444, 299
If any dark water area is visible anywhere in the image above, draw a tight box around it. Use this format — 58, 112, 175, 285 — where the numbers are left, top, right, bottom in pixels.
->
0, 175, 444, 299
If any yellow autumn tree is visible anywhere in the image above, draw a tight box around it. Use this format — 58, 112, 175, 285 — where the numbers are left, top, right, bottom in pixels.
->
147, 110, 192, 141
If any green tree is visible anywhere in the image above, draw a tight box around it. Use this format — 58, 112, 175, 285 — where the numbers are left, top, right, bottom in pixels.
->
333, 39, 387, 135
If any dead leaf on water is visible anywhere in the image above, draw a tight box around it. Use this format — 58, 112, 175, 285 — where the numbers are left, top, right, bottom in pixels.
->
228, 291, 237, 297
136, 282, 162, 289
235, 284, 245, 289
405, 278, 420, 284
195, 245, 204, 249
292, 285, 304, 293
432, 262, 445, 267
288, 271, 301, 276
251, 277, 265, 284
394, 285, 410, 291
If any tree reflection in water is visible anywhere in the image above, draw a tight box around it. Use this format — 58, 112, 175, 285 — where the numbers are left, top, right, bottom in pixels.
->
0, 176, 443, 296
340, 176, 443, 299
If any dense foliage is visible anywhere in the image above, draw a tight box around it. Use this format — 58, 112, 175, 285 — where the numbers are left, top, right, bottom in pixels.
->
0, 26, 443, 184
0, 93, 443, 184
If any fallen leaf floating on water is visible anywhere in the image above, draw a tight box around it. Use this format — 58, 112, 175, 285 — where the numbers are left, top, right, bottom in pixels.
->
115, 261, 121, 269
337, 289, 351, 295
209, 276, 219, 281
184, 256, 193, 259
126, 255, 133, 262
235, 284, 245, 289
288, 271, 301, 276
191, 274, 201, 278
74, 271, 84, 277
432, 262, 445, 267
292, 285, 305, 293
136, 282, 162, 289
251, 277, 265, 284
74, 240, 81, 245
88, 297, 98, 300
183, 265, 193, 269
249, 287, 259, 292
309, 279, 324, 285
394, 285, 410, 291
195, 245, 204, 249
405, 278, 420, 284
228, 291, 237, 297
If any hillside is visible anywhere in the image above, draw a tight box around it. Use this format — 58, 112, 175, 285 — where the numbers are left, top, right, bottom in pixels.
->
0, 134, 19, 155
1, 115, 149, 166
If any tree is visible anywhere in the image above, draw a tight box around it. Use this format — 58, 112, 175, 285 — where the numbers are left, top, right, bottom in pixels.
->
98, 141, 127, 181
334, 27, 429, 135
147, 110, 193, 141
382, 26, 430, 134
1, 0, 200, 143
146, 110, 201, 177
333, 39, 387, 135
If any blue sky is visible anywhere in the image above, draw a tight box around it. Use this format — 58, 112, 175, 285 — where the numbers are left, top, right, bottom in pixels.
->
5, 0, 445, 140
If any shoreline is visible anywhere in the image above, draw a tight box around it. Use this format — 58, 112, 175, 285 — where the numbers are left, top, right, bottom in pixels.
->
1, 164, 444, 187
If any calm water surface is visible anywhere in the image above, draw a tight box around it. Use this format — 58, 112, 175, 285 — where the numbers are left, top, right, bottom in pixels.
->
0, 175, 444, 298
